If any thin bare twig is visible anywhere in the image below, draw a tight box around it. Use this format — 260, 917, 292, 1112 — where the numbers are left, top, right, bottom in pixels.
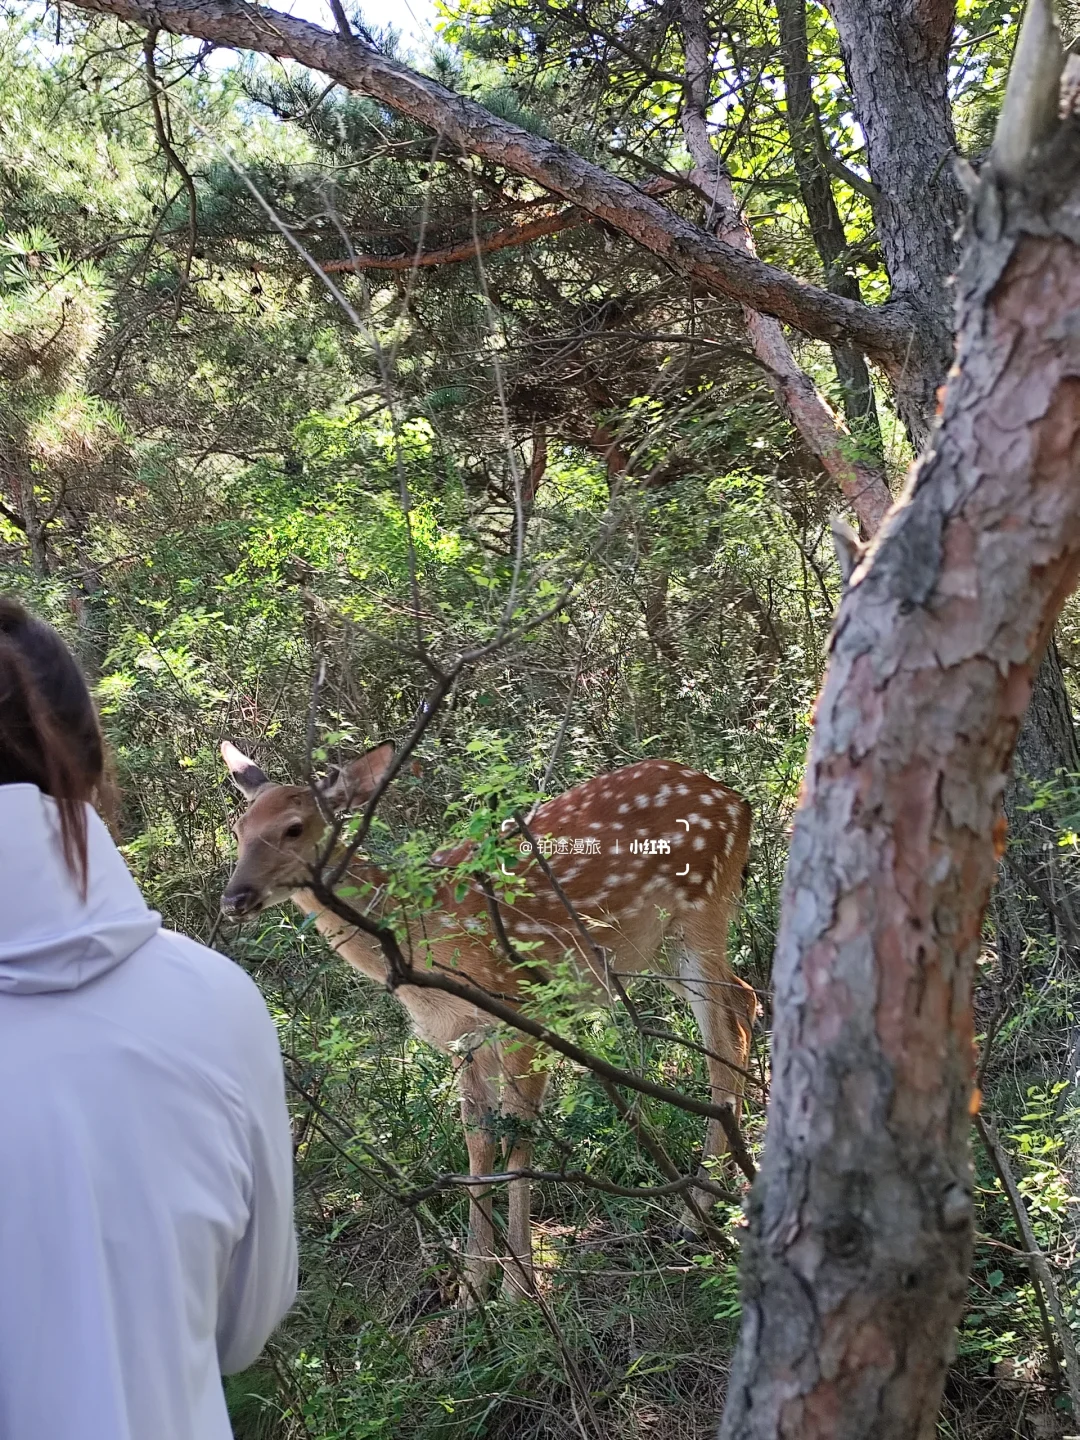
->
142, 30, 199, 301
402, 1164, 734, 1206
976, 1114, 1080, 1410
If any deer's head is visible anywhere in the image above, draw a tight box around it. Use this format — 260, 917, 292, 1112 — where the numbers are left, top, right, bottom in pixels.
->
219, 739, 396, 918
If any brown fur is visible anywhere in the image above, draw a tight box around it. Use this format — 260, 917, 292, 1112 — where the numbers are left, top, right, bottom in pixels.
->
221, 742, 755, 1301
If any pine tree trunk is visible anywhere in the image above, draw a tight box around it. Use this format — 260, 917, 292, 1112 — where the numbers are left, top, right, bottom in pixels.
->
1000, 639, 1080, 957
824, 0, 1080, 965
775, 0, 883, 455
822, 0, 962, 447
720, 91, 1080, 1438
16, 469, 50, 578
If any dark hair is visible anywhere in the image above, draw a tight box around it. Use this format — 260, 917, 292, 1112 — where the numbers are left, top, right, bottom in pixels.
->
0, 597, 109, 892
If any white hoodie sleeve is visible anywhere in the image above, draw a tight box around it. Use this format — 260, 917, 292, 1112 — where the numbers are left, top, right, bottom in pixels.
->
215, 986, 298, 1375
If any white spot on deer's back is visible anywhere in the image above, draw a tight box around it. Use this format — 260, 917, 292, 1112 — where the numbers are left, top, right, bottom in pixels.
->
700, 793, 715, 806
654, 784, 672, 805
676, 784, 689, 796
724, 832, 735, 854
618, 803, 630, 815
693, 835, 706, 850
635, 794, 650, 808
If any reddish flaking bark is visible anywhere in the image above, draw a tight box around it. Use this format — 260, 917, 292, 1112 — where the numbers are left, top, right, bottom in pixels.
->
720, 150, 1080, 1439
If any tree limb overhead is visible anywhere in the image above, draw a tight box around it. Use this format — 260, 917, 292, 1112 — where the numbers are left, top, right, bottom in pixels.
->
61, 0, 917, 371
323, 207, 587, 272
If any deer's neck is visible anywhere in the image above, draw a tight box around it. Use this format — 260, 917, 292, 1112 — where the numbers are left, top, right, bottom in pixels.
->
291, 855, 391, 985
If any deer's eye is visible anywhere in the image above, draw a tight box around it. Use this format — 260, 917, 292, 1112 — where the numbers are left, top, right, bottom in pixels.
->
283, 822, 304, 840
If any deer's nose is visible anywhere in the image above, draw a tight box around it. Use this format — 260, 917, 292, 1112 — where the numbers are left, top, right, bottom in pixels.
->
221, 885, 259, 917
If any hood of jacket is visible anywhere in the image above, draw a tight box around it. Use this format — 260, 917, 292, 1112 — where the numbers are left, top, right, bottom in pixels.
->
0, 785, 161, 995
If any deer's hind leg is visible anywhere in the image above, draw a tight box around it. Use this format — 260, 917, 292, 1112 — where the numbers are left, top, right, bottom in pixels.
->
454, 1044, 501, 1304
665, 918, 756, 1204
498, 1041, 549, 1301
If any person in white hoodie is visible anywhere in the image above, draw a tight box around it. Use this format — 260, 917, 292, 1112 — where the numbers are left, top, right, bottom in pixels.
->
0, 597, 298, 1440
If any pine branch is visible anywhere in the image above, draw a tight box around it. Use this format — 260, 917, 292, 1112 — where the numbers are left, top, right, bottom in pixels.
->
143, 29, 199, 295
323, 206, 587, 271
60, 0, 917, 370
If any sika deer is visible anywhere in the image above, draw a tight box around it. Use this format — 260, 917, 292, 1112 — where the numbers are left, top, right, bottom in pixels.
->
220, 740, 755, 1300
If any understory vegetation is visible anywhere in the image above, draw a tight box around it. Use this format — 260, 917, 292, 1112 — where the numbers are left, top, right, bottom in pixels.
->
3, 1, 1079, 1434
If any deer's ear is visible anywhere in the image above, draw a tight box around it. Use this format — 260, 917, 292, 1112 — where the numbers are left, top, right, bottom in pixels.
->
829, 513, 866, 585
221, 741, 272, 800
320, 741, 397, 810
